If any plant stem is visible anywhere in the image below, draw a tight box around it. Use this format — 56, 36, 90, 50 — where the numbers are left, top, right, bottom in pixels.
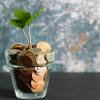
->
28, 26, 32, 48
23, 29, 30, 44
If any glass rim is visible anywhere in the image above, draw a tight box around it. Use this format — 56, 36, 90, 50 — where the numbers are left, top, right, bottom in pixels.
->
5, 49, 54, 69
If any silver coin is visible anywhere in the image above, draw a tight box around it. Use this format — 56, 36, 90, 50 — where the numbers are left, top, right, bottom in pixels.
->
36, 53, 47, 65
28, 48, 42, 54
8, 49, 20, 55
34, 67, 47, 75
45, 51, 55, 62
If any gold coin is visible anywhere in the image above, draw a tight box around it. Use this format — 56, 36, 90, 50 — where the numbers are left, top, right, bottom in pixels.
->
37, 41, 51, 53
11, 43, 24, 50
31, 80, 45, 93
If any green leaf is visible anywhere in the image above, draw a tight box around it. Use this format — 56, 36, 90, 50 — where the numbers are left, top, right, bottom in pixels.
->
32, 7, 45, 21
25, 7, 45, 26
10, 7, 45, 29
10, 19, 25, 29
25, 16, 33, 26
13, 8, 31, 22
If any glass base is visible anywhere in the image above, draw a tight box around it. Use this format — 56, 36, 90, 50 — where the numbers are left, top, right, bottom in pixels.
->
15, 89, 47, 99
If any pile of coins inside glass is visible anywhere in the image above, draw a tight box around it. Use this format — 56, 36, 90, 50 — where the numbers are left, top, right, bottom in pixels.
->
8, 41, 54, 93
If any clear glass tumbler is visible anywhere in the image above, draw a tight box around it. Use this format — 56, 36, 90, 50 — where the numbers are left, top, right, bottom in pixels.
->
5, 49, 54, 99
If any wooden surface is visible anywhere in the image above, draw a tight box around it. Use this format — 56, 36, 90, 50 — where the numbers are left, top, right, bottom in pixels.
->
0, 72, 100, 100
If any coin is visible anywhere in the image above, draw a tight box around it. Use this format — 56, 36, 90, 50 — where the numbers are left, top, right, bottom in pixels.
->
11, 43, 24, 50
34, 67, 47, 76
17, 51, 36, 66
19, 74, 31, 82
37, 41, 51, 53
20, 67, 34, 76
36, 53, 47, 66
31, 80, 37, 89
24, 44, 36, 50
28, 48, 42, 54
31, 80, 45, 93
32, 71, 44, 82
45, 51, 55, 62
32, 45, 37, 48
9, 49, 20, 55
8, 49, 20, 64
9, 59, 18, 65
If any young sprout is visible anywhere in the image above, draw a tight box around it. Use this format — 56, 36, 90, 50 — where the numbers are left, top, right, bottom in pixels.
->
10, 7, 45, 48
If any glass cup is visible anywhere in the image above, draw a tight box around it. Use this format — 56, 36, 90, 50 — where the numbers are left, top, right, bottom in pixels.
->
5, 49, 54, 99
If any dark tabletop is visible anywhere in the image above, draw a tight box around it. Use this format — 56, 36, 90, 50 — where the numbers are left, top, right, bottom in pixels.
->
0, 72, 100, 100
